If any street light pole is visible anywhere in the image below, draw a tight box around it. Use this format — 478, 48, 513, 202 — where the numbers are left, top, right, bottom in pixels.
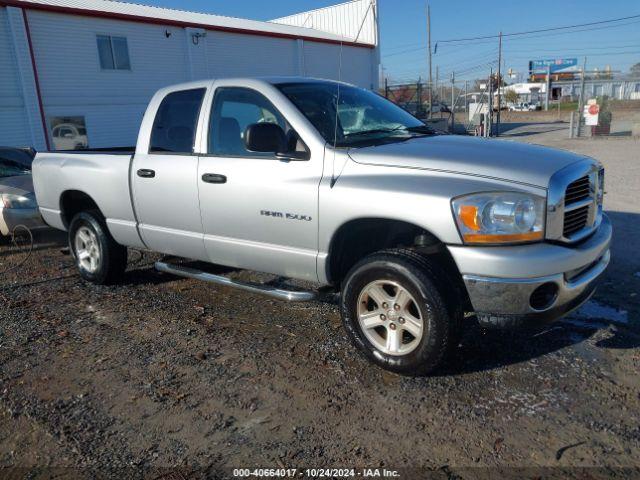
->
545, 64, 551, 111
427, 4, 432, 119
496, 31, 502, 137
577, 56, 588, 137
450, 71, 455, 133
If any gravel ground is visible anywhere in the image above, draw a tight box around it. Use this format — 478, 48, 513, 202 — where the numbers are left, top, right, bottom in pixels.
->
1, 128, 639, 478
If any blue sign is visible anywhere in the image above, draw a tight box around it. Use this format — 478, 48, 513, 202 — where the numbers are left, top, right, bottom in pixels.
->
529, 58, 578, 74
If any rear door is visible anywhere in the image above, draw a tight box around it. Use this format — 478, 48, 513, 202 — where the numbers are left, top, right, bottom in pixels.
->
131, 86, 208, 260
196, 82, 323, 282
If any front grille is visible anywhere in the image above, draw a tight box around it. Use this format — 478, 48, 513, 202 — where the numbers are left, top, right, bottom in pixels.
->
563, 205, 590, 236
565, 175, 591, 204
548, 162, 601, 243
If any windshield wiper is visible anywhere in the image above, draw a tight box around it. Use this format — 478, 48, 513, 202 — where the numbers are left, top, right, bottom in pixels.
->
344, 127, 406, 137
405, 125, 435, 134
344, 124, 435, 138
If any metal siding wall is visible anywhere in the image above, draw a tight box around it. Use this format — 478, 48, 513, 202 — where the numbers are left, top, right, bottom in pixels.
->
272, 0, 376, 46
303, 41, 374, 88
203, 30, 297, 78
11, 0, 354, 43
7, 7, 377, 150
0, 7, 39, 147
26, 10, 191, 148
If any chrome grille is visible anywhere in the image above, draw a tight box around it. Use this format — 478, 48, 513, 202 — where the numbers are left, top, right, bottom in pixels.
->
547, 160, 602, 244
565, 175, 590, 204
563, 205, 590, 236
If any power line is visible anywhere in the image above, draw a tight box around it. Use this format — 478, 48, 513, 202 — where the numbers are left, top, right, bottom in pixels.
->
504, 50, 640, 60
383, 19, 640, 59
436, 13, 640, 44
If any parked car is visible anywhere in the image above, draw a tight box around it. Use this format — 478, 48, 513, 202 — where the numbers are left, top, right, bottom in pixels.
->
32, 77, 611, 375
509, 102, 538, 112
51, 123, 88, 150
0, 147, 45, 239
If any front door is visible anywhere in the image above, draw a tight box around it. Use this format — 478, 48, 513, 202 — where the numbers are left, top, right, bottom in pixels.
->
197, 86, 322, 282
131, 87, 208, 261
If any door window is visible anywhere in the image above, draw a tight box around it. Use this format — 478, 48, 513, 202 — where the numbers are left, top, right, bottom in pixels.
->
150, 88, 206, 154
208, 87, 305, 157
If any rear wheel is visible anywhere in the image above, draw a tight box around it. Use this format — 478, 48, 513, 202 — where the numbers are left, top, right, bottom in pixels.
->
69, 211, 127, 285
340, 249, 461, 375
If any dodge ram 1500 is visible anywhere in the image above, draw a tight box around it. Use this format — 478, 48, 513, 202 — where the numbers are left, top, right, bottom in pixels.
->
32, 77, 611, 374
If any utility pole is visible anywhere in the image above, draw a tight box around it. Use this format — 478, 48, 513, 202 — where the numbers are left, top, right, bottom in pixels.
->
487, 67, 493, 137
427, 3, 432, 119
464, 80, 468, 115
384, 77, 389, 99
435, 65, 439, 103
417, 76, 423, 117
496, 31, 502, 137
450, 71, 455, 133
545, 64, 551, 111
577, 56, 587, 137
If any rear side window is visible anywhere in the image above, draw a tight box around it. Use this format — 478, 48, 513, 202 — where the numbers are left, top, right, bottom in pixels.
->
150, 88, 206, 154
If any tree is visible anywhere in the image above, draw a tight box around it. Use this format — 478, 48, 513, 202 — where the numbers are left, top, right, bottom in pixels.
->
630, 62, 640, 77
504, 89, 519, 104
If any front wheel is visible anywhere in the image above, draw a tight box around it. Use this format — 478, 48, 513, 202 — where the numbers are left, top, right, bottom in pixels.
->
69, 211, 127, 285
340, 249, 460, 375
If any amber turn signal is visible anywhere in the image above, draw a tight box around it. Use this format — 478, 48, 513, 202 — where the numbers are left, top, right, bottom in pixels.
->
463, 231, 544, 244
458, 205, 480, 231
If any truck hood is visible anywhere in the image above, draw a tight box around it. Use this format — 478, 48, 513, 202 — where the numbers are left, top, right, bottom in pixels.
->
348, 135, 590, 187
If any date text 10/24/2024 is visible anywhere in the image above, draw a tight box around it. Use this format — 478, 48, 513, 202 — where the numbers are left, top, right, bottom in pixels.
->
233, 468, 401, 478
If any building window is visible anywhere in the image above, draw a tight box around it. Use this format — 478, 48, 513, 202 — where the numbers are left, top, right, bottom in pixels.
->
49, 117, 89, 150
97, 35, 131, 70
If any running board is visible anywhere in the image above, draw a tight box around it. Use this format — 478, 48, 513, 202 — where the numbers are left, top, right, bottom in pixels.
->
155, 261, 317, 302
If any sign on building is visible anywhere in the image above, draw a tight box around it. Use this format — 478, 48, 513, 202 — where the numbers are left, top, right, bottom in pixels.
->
529, 58, 578, 75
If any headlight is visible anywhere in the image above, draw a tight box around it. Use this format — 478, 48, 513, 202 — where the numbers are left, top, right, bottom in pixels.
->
1, 192, 37, 209
452, 192, 545, 244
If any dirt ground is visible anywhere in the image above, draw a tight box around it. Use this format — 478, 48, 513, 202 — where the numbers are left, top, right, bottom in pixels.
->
1, 127, 639, 479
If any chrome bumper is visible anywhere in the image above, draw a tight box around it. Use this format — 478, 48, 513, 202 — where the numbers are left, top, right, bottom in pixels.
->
450, 214, 612, 328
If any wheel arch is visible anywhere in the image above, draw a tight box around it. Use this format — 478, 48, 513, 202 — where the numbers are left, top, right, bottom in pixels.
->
325, 217, 466, 301
59, 190, 103, 228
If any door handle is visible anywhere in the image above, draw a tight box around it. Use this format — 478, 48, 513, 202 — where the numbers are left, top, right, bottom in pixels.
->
137, 169, 156, 178
202, 173, 227, 184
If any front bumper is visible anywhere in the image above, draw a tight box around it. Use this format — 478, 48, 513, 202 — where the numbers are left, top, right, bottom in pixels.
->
449, 214, 612, 328
0, 206, 46, 236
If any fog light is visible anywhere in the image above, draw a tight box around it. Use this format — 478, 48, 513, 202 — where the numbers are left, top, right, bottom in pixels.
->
529, 283, 559, 311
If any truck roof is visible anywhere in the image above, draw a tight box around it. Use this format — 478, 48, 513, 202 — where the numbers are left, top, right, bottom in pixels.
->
161, 76, 354, 93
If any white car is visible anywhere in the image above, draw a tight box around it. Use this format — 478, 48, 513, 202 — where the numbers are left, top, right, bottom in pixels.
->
509, 102, 538, 112
51, 123, 88, 150
0, 147, 45, 239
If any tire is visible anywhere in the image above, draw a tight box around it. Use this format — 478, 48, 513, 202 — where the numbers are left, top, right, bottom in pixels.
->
69, 210, 127, 285
340, 249, 462, 376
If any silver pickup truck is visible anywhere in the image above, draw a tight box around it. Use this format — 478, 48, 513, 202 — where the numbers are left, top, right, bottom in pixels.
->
32, 77, 611, 375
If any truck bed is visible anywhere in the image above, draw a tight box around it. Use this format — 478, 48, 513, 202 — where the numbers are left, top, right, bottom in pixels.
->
32, 150, 143, 248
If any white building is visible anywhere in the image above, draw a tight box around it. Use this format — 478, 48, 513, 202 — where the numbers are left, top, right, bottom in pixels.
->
498, 83, 546, 104
0, 0, 380, 151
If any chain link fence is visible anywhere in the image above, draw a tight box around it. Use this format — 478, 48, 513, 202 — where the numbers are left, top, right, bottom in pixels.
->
384, 81, 640, 139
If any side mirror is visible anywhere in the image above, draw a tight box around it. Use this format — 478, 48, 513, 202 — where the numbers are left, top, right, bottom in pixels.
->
245, 123, 287, 154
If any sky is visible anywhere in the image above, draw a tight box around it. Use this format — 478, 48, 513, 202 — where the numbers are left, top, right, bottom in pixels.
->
143, 0, 640, 84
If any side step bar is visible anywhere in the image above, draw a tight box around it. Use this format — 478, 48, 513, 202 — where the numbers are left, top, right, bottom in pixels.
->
155, 261, 317, 302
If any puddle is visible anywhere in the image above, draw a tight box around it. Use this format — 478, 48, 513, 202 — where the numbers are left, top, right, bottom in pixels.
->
574, 300, 628, 325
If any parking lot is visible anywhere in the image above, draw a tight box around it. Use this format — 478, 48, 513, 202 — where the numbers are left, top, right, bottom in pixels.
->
1, 126, 639, 476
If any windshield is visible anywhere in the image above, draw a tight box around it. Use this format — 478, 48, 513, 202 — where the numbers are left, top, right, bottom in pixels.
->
276, 82, 433, 147
0, 160, 30, 178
